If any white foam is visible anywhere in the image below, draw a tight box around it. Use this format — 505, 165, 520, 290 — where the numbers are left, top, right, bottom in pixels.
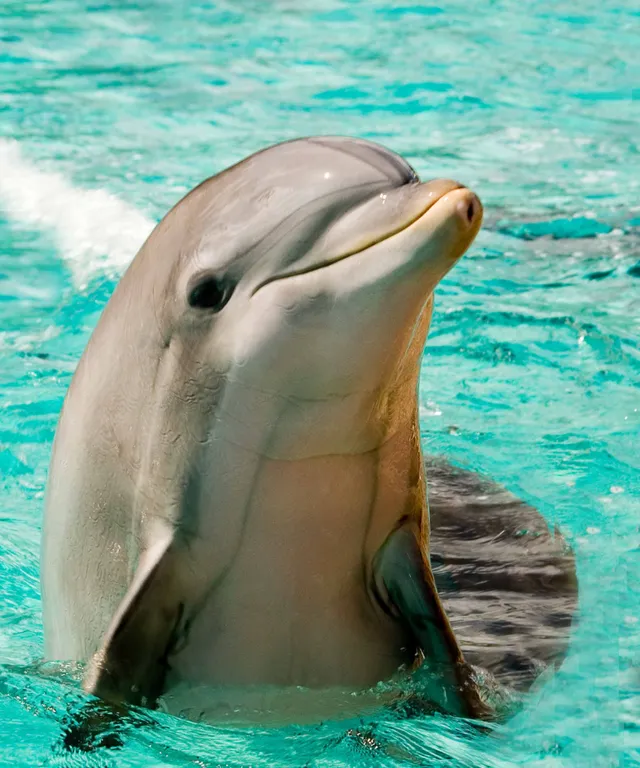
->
0, 139, 155, 287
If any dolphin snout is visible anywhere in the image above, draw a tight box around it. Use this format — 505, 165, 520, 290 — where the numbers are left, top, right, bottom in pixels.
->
456, 189, 482, 227
414, 179, 483, 233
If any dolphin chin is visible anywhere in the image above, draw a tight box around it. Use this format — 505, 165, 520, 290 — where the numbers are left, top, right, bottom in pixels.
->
40, 136, 576, 728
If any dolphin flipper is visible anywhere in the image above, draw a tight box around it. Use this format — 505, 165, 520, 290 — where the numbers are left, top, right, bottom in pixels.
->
373, 523, 490, 719
83, 536, 188, 708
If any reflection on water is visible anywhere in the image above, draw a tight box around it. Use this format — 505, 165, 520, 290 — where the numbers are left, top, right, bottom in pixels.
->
428, 458, 577, 691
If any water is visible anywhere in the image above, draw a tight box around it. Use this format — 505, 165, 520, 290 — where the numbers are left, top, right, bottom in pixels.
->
0, 0, 638, 765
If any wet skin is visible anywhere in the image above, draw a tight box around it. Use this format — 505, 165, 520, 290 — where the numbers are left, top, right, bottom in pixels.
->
41, 137, 577, 725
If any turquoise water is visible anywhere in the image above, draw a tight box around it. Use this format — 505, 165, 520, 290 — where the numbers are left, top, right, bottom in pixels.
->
1, 0, 638, 765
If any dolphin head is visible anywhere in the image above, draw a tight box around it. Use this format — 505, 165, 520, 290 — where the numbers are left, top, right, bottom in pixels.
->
87, 134, 484, 537
135, 137, 482, 459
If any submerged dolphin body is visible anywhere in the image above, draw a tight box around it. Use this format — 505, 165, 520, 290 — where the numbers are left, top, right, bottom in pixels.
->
41, 137, 576, 723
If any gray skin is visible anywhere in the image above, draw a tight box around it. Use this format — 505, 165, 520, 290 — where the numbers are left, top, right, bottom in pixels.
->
42, 136, 493, 722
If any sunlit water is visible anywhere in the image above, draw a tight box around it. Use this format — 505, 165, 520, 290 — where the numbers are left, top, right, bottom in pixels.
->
0, 1, 638, 765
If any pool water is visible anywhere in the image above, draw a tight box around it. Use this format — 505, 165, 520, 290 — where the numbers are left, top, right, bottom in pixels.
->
0, 0, 638, 765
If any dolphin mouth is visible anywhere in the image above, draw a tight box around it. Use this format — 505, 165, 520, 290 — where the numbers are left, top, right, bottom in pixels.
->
251, 181, 464, 296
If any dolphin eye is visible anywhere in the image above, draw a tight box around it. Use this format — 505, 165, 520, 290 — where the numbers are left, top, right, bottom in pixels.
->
187, 275, 232, 312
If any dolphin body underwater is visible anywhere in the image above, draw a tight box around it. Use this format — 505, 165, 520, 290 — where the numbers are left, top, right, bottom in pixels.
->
41, 137, 577, 725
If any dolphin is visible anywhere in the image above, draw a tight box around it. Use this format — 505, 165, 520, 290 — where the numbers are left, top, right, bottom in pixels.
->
41, 137, 576, 725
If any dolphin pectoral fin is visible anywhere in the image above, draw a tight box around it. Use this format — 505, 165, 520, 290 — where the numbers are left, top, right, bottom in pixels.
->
373, 524, 490, 720
83, 537, 187, 708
